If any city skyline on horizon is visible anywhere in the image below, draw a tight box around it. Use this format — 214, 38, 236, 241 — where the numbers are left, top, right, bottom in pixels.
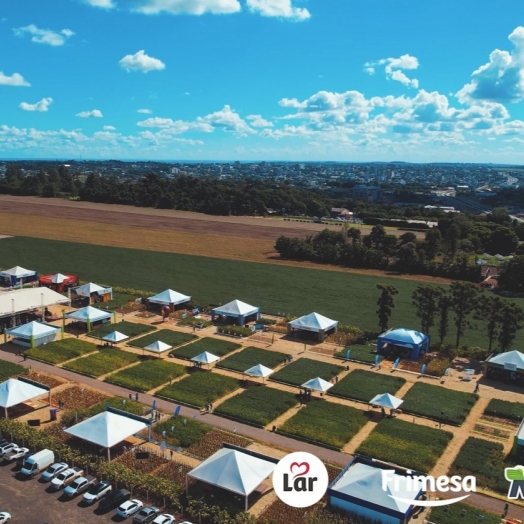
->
3, 1, 524, 163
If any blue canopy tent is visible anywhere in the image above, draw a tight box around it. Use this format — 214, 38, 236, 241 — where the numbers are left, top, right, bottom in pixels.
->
377, 328, 429, 361
0, 266, 38, 287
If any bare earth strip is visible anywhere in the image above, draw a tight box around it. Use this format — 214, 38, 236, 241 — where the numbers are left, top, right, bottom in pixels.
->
0, 197, 450, 284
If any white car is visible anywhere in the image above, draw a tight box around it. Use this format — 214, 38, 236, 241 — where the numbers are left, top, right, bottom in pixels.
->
0, 512, 11, 523
117, 499, 143, 519
5, 446, 29, 461
153, 515, 176, 524
50, 468, 81, 490
0, 443, 17, 457
41, 462, 69, 482
82, 480, 112, 504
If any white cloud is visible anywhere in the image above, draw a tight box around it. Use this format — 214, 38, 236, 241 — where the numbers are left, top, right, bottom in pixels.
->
365, 54, 419, 88
132, 0, 240, 15
196, 105, 254, 134
137, 116, 214, 133
76, 109, 103, 118
0, 71, 30, 86
137, 108, 152, 113
457, 26, 524, 103
103, 125, 116, 130
82, 0, 115, 8
246, 0, 310, 20
247, 114, 274, 127
14, 24, 74, 46
119, 50, 165, 73
19, 97, 53, 112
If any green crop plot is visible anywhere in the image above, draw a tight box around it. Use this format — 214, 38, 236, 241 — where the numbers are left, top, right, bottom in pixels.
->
130, 329, 196, 349
270, 358, 344, 386
170, 337, 240, 360
88, 320, 155, 340
63, 348, 139, 377
26, 338, 98, 365
217, 346, 287, 373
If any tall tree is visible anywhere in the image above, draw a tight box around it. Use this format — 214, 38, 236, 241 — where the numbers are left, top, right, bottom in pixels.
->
474, 295, 504, 352
437, 294, 452, 345
498, 302, 524, 352
412, 285, 444, 334
449, 281, 480, 348
424, 228, 442, 259
499, 255, 524, 292
376, 283, 398, 332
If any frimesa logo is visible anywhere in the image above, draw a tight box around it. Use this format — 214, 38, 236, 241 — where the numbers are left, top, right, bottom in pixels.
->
505, 466, 524, 499
381, 470, 477, 507
272, 452, 329, 508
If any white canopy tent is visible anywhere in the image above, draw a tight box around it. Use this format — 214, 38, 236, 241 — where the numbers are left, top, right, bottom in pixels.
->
369, 393, 403, 410
486, 350, 524, 370
186, 447, 276, 511
0, 287, 70, 318
50, 273, 67, 284
65, 408, 150, 460
191, 351, 219, 368
148, 289, 191, 308
288, 312, 338, 342
144, 340, 172, 354
211, 300, 260, 326
65, 306, 112, 332
102, 331, 129, 345
301, 377, 334, 393
72, 282, 112, 305
243, 364, 274, 382
6, 321, 60, 348
0, 377, 50, 418
0, 266, 37, 287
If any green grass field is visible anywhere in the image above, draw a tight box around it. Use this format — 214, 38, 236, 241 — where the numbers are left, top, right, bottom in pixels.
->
217, 346, 287, 373
356, 417, 453, 473
334, 344, 383, 364
0, 360, 27, 381
88, 320, 155, 340
279, 399, 368, 450
25, 338, 98, 365
105, 359, 187, 392
156, 370, 241, 408
270, 358, 344, 386
63, 348, 139, 377
329, 369, 405, 403
429, 503, 500, 524
130, 329, 196, 350
215, 386, 298, 427
401, 382, 478, 426
1, 236, 522, 347
170, 337, 241, 360
151, 418, 212, 449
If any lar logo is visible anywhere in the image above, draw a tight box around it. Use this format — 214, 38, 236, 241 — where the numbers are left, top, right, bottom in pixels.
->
505, 466, 524, 499
272, 452, 329, 508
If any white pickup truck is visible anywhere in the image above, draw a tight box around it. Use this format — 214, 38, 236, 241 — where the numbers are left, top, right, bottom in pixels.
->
63, 475, 96, 498
50, 467, 84, 491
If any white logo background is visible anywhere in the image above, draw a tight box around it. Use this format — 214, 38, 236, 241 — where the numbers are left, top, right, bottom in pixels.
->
272, 451, 329, 508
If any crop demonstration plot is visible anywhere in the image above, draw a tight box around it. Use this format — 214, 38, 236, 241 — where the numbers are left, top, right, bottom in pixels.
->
151, 418, 212, 449
356, 417, 453, 473
429, 503, 500, 524
270, 358, 344, 386
483, 398, 524, 422
279, 399, 367, 450
105, 359, 187, 392
215, 386, 298, 427
88, 320, 155, 340
0, 361, 27, 381
130, 329, 196, 349
63, 348, 139, 377
329, 369, 405, 403
400, 382, 478, 426
217, 346, 287, 373
156, 370, 241, 408
335, 344, 383, 364
170, 337, 241, 360
26, 338, 98, 365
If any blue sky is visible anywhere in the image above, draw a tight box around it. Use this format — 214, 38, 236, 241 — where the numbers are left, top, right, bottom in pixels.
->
2, 0, 524, 162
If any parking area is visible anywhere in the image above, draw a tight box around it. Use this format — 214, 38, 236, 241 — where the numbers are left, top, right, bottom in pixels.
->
0, 458, 119, 524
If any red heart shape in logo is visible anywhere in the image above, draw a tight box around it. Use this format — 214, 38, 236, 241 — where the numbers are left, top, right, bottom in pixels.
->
290, 462, 310, 478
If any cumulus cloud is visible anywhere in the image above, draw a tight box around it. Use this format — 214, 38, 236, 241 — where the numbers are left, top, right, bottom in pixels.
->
457, 26, 524, 103
246, 0, 310, 20
365, 54, 419, 88
19, 97, 53, 112
137, 108, 152, 113
103, 125, 116, 130
196, 105, 254, 134
119, 50, 165, 73
131, 0, 241, 15
14, 24, 74, 46
0, 71, 30, 86
247, 114, 273, 127
137, 116, 214, 133
81, 0, 115, 8
76, 109, 103, 118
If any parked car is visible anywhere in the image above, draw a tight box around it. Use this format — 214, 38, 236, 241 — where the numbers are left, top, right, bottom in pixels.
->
98, 489, 131, 513
50, 467, 83, 490
82, 481, 112, 505
63, 475, 96, 498
116, 498, 143, 519
152, 514, 176, 524
41, 462, 69, 482
0, 443, 17, 457
0, 512, 11, 523
133, 506, 159, 523
4, 446, 29, 462
20, 449, 55, 478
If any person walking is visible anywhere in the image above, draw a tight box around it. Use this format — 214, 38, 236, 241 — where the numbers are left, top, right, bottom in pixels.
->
504, 502, 509, 517
474, 383, 480, 394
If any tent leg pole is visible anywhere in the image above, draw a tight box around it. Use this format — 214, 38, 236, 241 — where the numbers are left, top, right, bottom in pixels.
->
107, 447, 110, 462
245, 495, 248, 512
